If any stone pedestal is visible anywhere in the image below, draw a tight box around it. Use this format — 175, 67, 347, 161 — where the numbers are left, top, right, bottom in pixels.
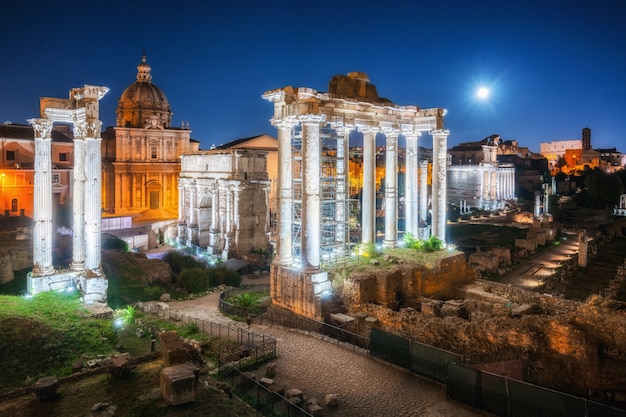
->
32, 376, 59, 401
269, 262, 329, 320
77, 272, 108, 304
160, 363, 199, 405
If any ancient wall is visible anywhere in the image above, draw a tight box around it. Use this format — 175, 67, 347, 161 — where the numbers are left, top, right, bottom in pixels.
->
341, 275, 626, 399
341, 253, 475, 310
0, 246, 33, 284
270, 263, 324, 320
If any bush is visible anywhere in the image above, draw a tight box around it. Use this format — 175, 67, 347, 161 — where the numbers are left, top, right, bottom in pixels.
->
176, 267, 211, 293
162, 251, 205, 274
102, 236, 128, 251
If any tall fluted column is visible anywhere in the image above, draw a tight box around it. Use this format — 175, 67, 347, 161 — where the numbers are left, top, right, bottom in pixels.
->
84, 120, 103, 271
419, 159, 428, 232
71, 121, 87, 272
361, 126, 377, 244
431, 129, 449, 243
274, 117, 297, 265
300, 115, 325, 270
335, 124, 351, 246
405, 133, 419, 237
383, 129, 399, 248
28, 118, 55, 277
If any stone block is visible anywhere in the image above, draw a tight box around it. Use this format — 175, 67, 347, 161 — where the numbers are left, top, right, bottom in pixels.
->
325, 393, 339, 407
308, 403, 323, 416
259, 377, 274, 387
85, 401, 117, 417
160, 363, 199, 405
265, 362, 276, 378
32, 376, 59, 401
285, 388, 303, 400
105, 353, 132, 379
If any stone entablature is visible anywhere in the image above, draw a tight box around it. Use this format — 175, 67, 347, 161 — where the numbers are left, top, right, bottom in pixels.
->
178, 149, 270, 258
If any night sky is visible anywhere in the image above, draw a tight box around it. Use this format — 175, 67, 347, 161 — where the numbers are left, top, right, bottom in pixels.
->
1, 0, 625, 152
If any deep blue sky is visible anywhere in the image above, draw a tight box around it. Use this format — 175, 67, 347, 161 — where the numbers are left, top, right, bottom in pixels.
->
2, 0, 625, 153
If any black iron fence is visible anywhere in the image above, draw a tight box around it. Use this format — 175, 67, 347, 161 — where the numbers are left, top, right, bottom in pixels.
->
447, 362, 626, 417
144, 309, 276, 365
218, 365, 314, 417
219, 284, 271, 317
260, 308, 370, 351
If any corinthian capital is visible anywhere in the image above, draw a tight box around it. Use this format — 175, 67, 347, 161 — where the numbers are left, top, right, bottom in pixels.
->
298, 114, 326, 125
86, 120, 103, 138
272, 116, 298, 130
73, 120, 87, 139
27, 118, 54, 139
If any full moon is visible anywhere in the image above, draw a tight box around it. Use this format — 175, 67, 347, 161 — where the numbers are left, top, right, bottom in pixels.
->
477, 86, 490, 99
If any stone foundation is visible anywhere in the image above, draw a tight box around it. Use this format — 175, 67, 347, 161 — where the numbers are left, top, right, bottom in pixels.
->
27, 269, 108, 304
269, 262, 330, 320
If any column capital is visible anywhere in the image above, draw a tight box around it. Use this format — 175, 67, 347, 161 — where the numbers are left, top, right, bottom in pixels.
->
430, 129, 450, 138
357, 124, 379, 134
298, 114, 326, 125
85, 119, 103, 138
272, 116, 298, 130
27, 118, 54, 139
73, 120, 87, 140
381, 125, 401, 137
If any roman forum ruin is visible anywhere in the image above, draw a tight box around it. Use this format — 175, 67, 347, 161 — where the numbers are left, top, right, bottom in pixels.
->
263, 72, 448, 319
27, 85, 109, 303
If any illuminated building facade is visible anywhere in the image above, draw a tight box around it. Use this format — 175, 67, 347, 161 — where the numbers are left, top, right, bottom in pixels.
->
101, 53, 199, 218
447, 135, 516, 211
177, 149, 271, 258
0, 123, 73, 219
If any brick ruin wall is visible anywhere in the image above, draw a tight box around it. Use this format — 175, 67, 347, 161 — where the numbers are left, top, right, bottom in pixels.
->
334, 254, 626, 400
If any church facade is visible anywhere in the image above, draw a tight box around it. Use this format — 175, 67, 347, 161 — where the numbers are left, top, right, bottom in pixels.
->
101, 54, 199, 218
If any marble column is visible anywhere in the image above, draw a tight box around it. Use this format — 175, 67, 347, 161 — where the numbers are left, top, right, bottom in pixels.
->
84, 120, 103, 272
419, 159, 428, 229
431, 129, 449, 243
71, 121, 86, 272
177, 180, 186, 244
28, 118, 55, 277
361, 126, 378, 244
335, 124, 351, 247
405, 133, 419, 237
383, 129, 399, 248
300, 114, 325, 270
274, 117, 297, 265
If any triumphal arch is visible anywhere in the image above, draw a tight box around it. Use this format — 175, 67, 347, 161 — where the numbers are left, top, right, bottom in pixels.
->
263, 72, 448, 319
27, 85, 109, 303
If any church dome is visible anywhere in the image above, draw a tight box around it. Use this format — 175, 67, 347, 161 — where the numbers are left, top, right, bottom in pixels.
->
116, 53, 172, 128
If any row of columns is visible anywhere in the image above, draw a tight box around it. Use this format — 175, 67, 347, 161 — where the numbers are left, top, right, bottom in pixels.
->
29, 87, 107, 277
178, 180, 241, 248
273, 114, 449, 270
479, 166, 515, 201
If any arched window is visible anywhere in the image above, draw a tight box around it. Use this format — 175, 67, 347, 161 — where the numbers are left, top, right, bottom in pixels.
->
11, 198, 18, 213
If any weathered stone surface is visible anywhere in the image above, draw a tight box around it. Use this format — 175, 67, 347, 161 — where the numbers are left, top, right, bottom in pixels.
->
160, 363, 199, 405
307, 403, 323, 415
265, 362, 276, 378
85, 401, 117, 417
159, 331, 190, 367
32, 376, 58, 401
259, 377, 274, 386
105, 353, 132, 379
285, 388, 303, 400
325, 393, 339, 407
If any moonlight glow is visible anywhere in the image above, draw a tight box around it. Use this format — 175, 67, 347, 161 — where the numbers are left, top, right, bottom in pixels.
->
477, 86, 490, 99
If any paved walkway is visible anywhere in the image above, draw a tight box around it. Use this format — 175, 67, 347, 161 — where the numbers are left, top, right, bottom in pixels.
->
166, 285, 489, 417
499, 229, 580, 290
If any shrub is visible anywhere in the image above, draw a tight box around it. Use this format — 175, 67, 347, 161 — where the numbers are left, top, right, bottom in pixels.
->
162, 251, 205, 274
102, 236, 128, 251
176, 267, 211, 293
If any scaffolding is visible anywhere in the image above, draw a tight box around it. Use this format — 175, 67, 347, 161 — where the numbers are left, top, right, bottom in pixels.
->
290, 119, 355, 268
